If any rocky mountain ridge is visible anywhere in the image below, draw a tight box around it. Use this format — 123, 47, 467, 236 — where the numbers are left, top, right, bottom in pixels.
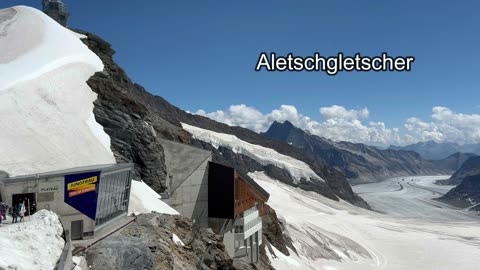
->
263, 121, 453, 184
390, 141, 480, 160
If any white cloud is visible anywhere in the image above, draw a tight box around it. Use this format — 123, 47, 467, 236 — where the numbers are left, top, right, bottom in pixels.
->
195, 105, 480, 146
404, 107, 480, 145
319, 105, 369, 121
196, 104, 268, 132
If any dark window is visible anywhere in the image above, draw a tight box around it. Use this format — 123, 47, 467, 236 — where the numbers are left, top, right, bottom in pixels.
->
208, 162, 235, 219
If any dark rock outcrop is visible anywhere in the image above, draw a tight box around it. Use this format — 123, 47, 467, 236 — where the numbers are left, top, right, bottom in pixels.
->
76, 30, 192, 192
261, 204, 297, 256
440, 174, 480, 209
263, 121, 452, 184
440, 156, 480, 211
86, 236, 154, 270
117, 213, 237, 270
439, 156, 480, 186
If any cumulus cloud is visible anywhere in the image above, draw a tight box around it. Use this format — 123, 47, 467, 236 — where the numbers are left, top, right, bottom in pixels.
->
404, 107, 480, 145
196, 105, 267, 132
195, 104, 480, 146
319, 105, 369, 121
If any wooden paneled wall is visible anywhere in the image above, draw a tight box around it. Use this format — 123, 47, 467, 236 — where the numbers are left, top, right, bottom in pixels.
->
234, 173, 268, 217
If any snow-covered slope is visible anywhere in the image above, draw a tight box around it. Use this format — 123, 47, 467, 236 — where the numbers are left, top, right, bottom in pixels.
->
0, 210, 65, 270
0, 6, 115, 176
251, 172, 480, 270
129, 180, 179, 215
182, 123, 323, 183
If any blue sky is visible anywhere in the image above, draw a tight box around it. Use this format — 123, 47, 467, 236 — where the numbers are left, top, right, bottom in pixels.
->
2, 1, 480, 145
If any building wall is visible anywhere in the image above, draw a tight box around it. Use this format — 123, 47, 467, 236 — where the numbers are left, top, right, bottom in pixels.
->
161, 139, 212, 227
0, 176, 95, 237
0, 165, 133, 240
223, 229, 235, 258
168, 157, 211, 227
222, 206, 263, 264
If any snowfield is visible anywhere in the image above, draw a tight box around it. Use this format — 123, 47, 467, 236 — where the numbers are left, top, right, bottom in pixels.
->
0, 210, 65, 270
182, 123, 323, 183
0, 6, 115, 177
250, 172, 480, 270
129, 180, 179, 215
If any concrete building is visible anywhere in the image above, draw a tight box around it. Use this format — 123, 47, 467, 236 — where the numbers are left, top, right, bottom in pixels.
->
160, 139, 269, 264
160, 138, 212, 227
42, 0, 69, 27
0, 163, 133, 240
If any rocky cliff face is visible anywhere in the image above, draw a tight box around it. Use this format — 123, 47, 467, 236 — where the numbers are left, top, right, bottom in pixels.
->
440, 174, 480, 210
440, 156, 480, 210
261, 204, 297, 257
263, 121, 453, 184
76, 30, 192, 193
440, 156, 480, 185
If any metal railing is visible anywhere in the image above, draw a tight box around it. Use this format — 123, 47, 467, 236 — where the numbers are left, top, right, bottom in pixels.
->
56, 230, 73, 270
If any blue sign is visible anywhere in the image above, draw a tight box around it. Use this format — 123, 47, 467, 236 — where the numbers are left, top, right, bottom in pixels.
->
64, 171, 101, 220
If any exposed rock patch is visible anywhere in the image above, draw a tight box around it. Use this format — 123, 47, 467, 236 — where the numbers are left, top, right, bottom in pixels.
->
86, 236, 154, 270
261, 204, 297, 256
76, 30, 191, 192
84, 213, 240, 270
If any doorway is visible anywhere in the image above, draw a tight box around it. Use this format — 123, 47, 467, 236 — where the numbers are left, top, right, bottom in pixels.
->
71, 220, 84, 240
12, 193, 36, 216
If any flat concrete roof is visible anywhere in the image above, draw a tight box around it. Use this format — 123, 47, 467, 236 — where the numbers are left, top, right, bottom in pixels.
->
0, 163, 134, 184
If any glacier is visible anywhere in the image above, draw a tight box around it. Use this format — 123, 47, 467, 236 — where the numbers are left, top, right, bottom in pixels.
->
0, 6, 115, 176
182, 123, 324, 183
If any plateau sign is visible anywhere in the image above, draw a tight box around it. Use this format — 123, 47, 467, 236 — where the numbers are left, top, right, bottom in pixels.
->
64, 171, 101, 220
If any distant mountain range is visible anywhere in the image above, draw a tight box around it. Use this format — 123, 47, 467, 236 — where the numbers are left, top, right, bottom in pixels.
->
263, 121, 455, 184
389, 141, 480, 160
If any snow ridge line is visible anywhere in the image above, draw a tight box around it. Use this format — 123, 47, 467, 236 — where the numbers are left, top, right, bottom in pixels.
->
182, 123, 324, 183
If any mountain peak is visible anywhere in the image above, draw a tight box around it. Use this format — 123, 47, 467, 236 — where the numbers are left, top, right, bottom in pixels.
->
263, 120, 297, 141
281, 120, 295, 127
270, 120, 295, 128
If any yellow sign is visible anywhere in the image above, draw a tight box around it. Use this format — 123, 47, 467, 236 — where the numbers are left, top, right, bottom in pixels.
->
67, 176, 97, 191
